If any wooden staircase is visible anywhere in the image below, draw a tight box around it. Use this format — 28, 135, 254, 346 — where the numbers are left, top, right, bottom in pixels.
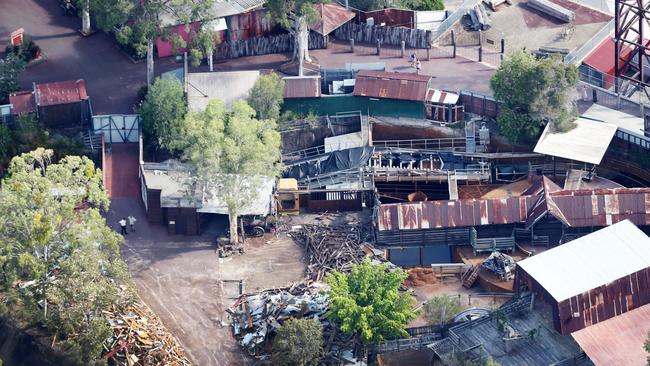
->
462, 265, 480, 288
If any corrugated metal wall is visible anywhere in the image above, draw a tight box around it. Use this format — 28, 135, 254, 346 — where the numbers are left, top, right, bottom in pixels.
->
388, 245, 452, 266
516, 265, 650, 335
227, 9, 275, 42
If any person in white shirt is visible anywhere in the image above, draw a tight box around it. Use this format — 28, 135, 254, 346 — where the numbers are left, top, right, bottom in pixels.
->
128, 215, 137, 233
119, 218, 128, 235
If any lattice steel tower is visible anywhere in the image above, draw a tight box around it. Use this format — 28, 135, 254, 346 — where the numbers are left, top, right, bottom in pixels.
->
614, 0, 650, 93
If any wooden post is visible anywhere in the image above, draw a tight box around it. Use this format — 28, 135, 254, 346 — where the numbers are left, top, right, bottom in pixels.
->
479, 46, 483, 62
376, 38, 381, 55
401, 41, 405, 58
427, 47, 430, 61
500, 38, 505, 54
350, 38, 355, 53
451, 30, 456, 58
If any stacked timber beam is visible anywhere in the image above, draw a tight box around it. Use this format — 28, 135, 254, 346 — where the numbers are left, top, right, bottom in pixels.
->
527, 0, 575, 23
289, 223, 386, 282
467, 3, 492, 31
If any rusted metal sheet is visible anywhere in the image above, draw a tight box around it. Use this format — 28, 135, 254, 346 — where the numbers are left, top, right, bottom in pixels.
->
377, 196, 534, 231
310, 3, 355, 36
283, 77, 321, 99
359, 8, 415, 28
550, 188, 650, 227
35, 79, 87, 107
572, 303, 650, 366
354, 70, 431, 102
228, 8, 273, 41
8, 90, 35, 114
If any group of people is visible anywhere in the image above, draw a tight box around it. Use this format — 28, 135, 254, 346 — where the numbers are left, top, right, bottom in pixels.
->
118, 216, 137, 236
409, 53, 422, 73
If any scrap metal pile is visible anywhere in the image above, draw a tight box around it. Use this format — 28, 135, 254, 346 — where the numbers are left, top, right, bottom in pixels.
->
481, 251, 516, 280
103, 301, 192, 366
289, 223, 381, 282
228, 283, 363, 364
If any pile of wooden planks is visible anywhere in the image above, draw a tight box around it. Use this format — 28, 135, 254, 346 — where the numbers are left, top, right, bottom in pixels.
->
289, 223, 379, 282
527, 0, 575, 23
103, 301, 192, 366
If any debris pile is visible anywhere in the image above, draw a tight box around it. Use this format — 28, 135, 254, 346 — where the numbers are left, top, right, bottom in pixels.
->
228, 283, 364, 364
481, 251, 516, 280
103, 301, 192, 366
404, 267, 438, 287
289, 223, 380, 282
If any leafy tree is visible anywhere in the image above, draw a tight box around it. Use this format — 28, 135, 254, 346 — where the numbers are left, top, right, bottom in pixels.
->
140, 77, 188, 153
180, 100, 282, 243
347, 0, 388, 11
267, 0, 325, 76
325, 259, 416, 343
248, 73, 285, 121
271, 318, 324, 366
423, 295, 463, 324
90, 0, 214, 85
399, 0, 444, 10
0, 148, 134, 365
490, 50, 579, 144
0, 54, 25, 104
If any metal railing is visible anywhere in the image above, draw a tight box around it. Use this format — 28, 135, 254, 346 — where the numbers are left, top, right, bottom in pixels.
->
372, 137, 474, 151
564, 19, 614, 65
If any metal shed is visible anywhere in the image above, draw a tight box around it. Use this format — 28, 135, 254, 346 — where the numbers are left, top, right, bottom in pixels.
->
516, 220, 650, 335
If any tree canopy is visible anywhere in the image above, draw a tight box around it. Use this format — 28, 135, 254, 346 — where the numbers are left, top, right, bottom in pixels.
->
0, 148, 134, 365
271, 318, 324, 366
248, 73, 285, 121
325, 259, 416, 343
140, 77, 188, 153
423, 295, 463, 324
179, 100, 282, 243
490, 50, 579, 144
0, 54, 25, 104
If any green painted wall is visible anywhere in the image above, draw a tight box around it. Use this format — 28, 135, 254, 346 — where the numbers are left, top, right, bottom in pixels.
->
282, 95, 425, 119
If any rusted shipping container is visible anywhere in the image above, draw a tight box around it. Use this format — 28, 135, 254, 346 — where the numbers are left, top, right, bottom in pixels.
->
354, 70, 432, 102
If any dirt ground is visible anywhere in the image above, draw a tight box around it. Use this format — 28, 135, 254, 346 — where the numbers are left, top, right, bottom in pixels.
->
109, 195, 306, 366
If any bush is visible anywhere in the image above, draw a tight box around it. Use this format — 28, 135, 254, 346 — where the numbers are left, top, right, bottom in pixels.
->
5, 36, 41, 63
423, 295, 463, 323
271, 318, 324, 366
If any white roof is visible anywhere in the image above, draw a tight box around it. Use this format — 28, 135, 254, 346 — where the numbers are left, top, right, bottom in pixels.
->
533, 117, 617, 164
324, 132, 364, 152
518, 220, 650, 301
582, 103, 645, 136
142, 162, 274, 215
427, 88, 459, 105
186, 71, 260, 112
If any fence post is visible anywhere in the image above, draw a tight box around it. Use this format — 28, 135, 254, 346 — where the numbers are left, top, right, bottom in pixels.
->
376, 38, 381, 55
500, 38, 505, 54
451, 30, 456, 58
401, 41, 405, 58
478, 46, 483, 62
427, 47, 430, 61
350, 38, 354, 53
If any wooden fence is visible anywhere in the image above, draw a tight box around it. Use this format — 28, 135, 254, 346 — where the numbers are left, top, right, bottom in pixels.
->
459, 90, 499, 118
214, 31, 326, 60
332, 22, 432, 49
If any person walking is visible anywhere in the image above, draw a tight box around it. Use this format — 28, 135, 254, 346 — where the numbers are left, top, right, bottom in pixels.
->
416, 59, 422, 74
409, 52, 416, 67
119, 217, 128, 236
128, 215, 137, 233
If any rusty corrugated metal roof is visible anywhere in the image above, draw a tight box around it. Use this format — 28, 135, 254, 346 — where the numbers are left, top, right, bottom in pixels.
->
571, 303, 650, 366
377, 196, 537, 231
36, 79, 88, 107
353, 70, 431, 102
310, 3, 356, 35
283, 77, 321, 99
378, 177, 650, 231
8, 90, 36, 114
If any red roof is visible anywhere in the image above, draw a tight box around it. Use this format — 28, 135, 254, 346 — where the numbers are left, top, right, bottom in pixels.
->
283, 77, 321, 99
583, 37, 636, 75
571, 303, 650, 366
35, 79, 88, 107
310, 3, 356, 36
378, 177, 650, 231
8, 91, 36, 114
354, 70, 432, 102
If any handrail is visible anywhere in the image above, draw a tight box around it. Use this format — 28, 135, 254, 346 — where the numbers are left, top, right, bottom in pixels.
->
564, 19, 614, 65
